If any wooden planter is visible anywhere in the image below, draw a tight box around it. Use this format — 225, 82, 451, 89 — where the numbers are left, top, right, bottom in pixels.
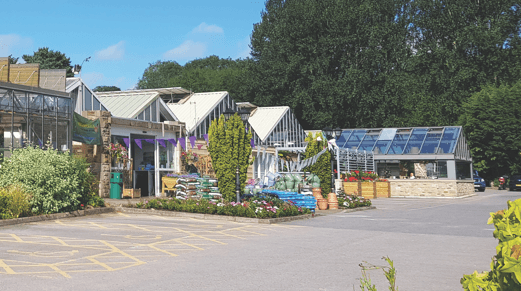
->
123, 188, 141, 199
343, 181, 390, 199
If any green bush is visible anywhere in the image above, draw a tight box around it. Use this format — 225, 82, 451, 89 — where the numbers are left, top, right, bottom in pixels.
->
461, 199, 521, 290
0, 146, 94, 214
0, 185, 31, 219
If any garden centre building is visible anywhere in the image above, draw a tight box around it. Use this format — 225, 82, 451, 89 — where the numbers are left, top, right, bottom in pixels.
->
336, 126, 474, 197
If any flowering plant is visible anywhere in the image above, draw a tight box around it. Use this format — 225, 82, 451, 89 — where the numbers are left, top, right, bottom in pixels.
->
181, 150, 198, 164
337, 191, 372, 208
106, 143, 128, 164
343, 170, 380, 182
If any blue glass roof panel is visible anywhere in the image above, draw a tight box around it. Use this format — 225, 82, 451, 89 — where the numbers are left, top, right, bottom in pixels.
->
344, 130, 366, 149
420, 130, 443, 153
359, 134, 379, 151
336, 130, 352, 147
373, 140, 391, 154
386, 132, 411, 154
404, 128, 428, 154
439, 127, 460, 154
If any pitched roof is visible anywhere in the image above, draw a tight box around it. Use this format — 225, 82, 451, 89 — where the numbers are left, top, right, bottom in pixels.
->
167, 91, 228, 133
248, 106, 289, 142
96, 91, 159, 119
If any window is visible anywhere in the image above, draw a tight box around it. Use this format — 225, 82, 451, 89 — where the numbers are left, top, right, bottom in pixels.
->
93, 97, 100, 110
404, 128, 427, 154
151, 100, 157, 122
84, 89, 92, 110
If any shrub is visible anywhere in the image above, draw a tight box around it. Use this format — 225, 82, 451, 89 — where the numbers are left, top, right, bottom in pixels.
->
461, 199, 521, 290
0, 146, 93, 214
0, 185, 31, 219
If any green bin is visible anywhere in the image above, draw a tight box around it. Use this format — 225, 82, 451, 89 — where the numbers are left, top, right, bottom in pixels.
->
110, 172, 123, 199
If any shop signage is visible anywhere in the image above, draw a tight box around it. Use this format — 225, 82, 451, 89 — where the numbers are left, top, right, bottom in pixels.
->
72, 112, 101, 145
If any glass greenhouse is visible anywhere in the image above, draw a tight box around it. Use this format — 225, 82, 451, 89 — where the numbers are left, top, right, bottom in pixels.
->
336, 126, 473, 180
0, 81, 72, 160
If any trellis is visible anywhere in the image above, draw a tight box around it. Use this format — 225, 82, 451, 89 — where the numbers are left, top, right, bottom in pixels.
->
337, 148, 375, 173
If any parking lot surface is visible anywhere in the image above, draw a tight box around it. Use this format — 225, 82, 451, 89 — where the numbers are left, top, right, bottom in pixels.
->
0, 189, 519, 290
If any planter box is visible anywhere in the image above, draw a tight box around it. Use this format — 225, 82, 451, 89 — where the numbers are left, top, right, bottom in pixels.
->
343, 181, 391, 199
123, 188, 141, 199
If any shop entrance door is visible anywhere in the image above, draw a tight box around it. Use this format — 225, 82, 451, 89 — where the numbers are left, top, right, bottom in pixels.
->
131, 134, 156, 196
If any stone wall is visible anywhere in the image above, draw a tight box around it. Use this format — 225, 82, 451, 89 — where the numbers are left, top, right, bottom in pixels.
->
389, 179, 474, 198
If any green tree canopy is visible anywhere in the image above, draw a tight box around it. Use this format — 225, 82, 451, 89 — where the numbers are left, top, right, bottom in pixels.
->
93, 85, 121, 92
22, 47, 74, 77
137, 60, 183, 89
460, 82, 521, 182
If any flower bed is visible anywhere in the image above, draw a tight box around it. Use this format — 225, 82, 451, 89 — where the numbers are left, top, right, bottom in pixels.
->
132, 196, 311, 219
337, 192, 372, 209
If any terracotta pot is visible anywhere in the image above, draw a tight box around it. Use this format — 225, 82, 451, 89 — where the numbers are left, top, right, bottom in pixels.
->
317, 198, 328, 210
328, 202, 339, 210
312, 188, 323, 200
327, 192, 338, 203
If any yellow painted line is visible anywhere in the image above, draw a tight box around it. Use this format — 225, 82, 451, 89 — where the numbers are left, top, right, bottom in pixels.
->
146, 245, 178, 257
10, 234, 24, 242
51, 236, 69, 246
99, 240, 146, 265
87, 258, 114, 271
121, 224, 153, 232
7, 250, 78, 258
214, 231, 246, 239
117, 212, 130, 217
55, 220, 67, 226
233, 227, 267, 236
169, 238, 204, 250
47, 264, 71, 278
88, 222, 108, 229
171, 228, 227, 245
0, 259, 16, 274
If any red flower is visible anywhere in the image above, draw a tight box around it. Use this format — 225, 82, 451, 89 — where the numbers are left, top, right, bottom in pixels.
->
334, 169, 338, 174
349, 177, 358, 182
354, 170, 359, 174
344, 178, 347, 182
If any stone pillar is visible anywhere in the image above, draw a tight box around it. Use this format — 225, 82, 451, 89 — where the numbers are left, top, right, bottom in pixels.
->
81, 111, 112, 198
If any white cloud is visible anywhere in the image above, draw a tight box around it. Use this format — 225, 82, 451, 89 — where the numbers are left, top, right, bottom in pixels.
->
191, 22, 224, 34
163, 40, 206, 60
0, 34, 33, 57
95, 41, 125, 60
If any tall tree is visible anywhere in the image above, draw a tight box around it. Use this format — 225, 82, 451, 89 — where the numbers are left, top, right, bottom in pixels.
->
460, 82, 521, 182
7, 54, 18, 64
93, 86, 121, 92
137, 60, 183, 89
22, 47, 74, 77
249, 0, 414, 129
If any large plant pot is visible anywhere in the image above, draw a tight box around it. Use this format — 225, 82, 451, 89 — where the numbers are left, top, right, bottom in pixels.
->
327, 192, 338, 209
317, 198, 328, 210
312, 187, 322, 200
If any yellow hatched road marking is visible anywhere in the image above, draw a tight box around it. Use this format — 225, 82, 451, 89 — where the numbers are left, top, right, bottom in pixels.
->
169, 238, 204, 250
88, 222, 108, 229
87, 258, 114, 271
99, 240, 146, 265
10, 234, 24, 242
121, 224, 152, 232
172, 228, 227, 245
51, 236, 69, 246
215, 231, 246, 239
117, 212, 130, 217
47, 264, 70, 278
0, 259, 16, 274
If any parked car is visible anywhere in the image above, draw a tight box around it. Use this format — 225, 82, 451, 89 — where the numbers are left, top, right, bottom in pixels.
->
474, 170, 486, 192
509, 174, 521, 191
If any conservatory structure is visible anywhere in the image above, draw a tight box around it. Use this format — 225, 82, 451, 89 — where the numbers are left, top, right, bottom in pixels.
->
0, 81, 72, 159
336, 126, 474, 197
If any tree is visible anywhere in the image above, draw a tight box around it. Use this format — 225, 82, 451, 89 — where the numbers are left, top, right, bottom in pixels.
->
22, 47, 74, 77
93, 86, 121, 92
460, 82, 521, 182
248, 0, 521, 129
7, 54, 18, 64
208, 114, 253, 201
137, 60, 183, 89
303, 132, 331, 197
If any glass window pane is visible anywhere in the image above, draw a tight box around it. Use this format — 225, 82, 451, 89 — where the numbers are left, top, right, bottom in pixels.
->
439, 127, 460, 154
0, 112, 12, 148
57, 97, 71, 118
84, 89, 92, 110
404, 128, 428, 154
145, 105, 150, 120
30, 94, 43, 113
43, 96, 56, 116
57, 120, 69, 151
12, 115, 28, 148
336, 130, 352, 147
373, 140, 391, 154
101, 105, 107, 111
30, 115, 43, 147
137, 111, 144, 120
344, 130, 366, 150
43, 118, 57, 148
420, 130, 443, 153
0, 89, 12, 111
358, 134, 379, 151
13, 91, 27, 113
152, 100, 157, 122
386, 131, 411, 154
93, 96, 100, 110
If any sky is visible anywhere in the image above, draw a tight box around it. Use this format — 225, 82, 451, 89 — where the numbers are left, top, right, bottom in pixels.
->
1, 0, 266, 90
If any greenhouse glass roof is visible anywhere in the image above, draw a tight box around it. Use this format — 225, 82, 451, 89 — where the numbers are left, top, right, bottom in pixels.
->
337, 126, 463, 155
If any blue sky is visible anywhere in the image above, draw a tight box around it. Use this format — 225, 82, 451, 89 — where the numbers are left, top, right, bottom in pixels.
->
1, 0, 266, 90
